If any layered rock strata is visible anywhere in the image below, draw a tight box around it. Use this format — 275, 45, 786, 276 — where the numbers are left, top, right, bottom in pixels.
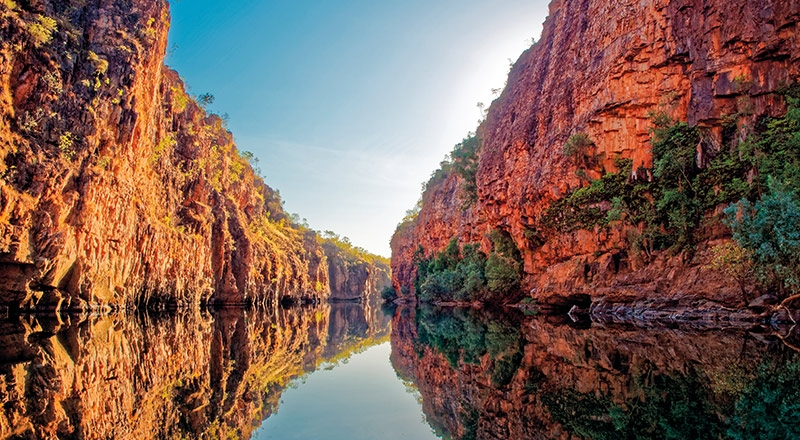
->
0, 1, 387, 310
391, 0, 800, 305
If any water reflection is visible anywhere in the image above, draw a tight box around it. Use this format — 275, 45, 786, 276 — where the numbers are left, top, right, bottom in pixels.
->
0, 301, 390, 439
391, 305, 800, 440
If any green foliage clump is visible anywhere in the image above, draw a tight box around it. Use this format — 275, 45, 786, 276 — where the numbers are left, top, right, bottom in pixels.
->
58, 131, 75, 159
87, 50, 108, 75
451, 134, 480, 206
725, 180, 800, 294
737, 89, 800, 192
707, 241, 754, 300
416, 239, 486, 303
171, 86, 189, 112
563, 132, 597, 171
540, 158, 632, 232
485, 253, 520, 294
649, 120, 703, 249
415, 230, 522, 303
540, 108, 763, 256
485, 229, 521, 294
563, 132, 593, 158
27, 14, 57, 48
151, 134, 176, 164
721, 88, 800, 294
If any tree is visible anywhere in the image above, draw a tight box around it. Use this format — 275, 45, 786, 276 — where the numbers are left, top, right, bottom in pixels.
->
725, 179, 800, 295
198, 93, 215, 109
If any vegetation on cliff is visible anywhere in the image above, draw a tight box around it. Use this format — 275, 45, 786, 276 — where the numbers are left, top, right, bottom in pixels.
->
541, 87, 800, 298
0, 0, 387, 310
397, 86, 800, 303
413, 229, 522, 303
390, 0, 800, 307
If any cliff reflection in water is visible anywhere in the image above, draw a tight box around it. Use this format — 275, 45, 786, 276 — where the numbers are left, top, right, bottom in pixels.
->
0, 301, 390, 439
391, 305, 800, 440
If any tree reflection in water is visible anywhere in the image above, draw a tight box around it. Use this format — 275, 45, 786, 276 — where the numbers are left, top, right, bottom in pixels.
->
392, 305, 800, 440
0, 300, 390, 440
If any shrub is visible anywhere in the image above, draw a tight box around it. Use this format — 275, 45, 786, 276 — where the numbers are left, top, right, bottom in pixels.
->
725, 180, 800, 295
414, 230, 524, 303
27, 15, 57, 48
485, 253, 520, 295
380, 286, 398, 302
564, 133, 594, 157
416, 238, 487, 303
451, 134, 480, 206
87, 51, 109, 76
58, 132, 75, 159
707, 241, 754, 301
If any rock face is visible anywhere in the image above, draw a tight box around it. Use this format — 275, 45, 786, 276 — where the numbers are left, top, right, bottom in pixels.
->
0, 302, 390, 439
0, 1, 385, 310
323, 242, 391, 301
391, 0, 800, 304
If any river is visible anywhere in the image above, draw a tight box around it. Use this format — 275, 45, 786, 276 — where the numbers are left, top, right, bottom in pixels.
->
2, 302, 799, 439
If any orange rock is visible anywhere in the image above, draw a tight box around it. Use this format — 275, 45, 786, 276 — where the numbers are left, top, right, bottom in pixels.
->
391, 0, 800, 305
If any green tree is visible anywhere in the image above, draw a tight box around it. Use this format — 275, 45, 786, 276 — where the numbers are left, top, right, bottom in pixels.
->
725, 179, 800, 295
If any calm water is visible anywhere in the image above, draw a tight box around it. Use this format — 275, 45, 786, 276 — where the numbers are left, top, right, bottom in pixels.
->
2, 302, 800, 439
253, 342, 438, 440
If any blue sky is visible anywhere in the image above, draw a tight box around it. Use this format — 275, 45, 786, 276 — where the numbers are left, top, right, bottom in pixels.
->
166, 0, 550, 256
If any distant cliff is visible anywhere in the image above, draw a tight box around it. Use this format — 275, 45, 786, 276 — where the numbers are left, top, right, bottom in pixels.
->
322, 238, 391, 301
392, 0, 800, 307
0, 0, 386, 311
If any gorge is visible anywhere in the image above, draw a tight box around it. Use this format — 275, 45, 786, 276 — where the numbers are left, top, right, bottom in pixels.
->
3, 0, 800, 438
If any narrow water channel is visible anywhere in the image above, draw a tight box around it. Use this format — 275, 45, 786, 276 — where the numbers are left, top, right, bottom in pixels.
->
3, 302, 800, 439
252, 342, 439, 439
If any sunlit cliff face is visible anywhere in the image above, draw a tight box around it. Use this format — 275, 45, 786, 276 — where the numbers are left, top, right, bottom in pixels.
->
391, 0, 800, 305
391, 305, 800, 440
0, 301, 390, 440
0, 0, 391, 312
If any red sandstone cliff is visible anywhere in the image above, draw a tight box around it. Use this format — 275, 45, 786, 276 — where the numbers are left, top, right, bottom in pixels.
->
322, 241, 391, 301
392, 0, 800, 305
0, 1, 384, 310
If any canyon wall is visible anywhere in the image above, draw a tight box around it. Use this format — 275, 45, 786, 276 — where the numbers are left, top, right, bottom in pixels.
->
0, 1, 385, 311
392, 0, 800, 304
323, 242, 391, 301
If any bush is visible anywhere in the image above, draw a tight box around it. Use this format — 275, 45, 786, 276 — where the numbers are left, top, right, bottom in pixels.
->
485, 253, 520, 295
380, 286, 398, 302
725, 180, 800, 295
563, 132, 593, 157
27, 15, 57, 48
414, 231, 523, 303
707, 241, 754, 301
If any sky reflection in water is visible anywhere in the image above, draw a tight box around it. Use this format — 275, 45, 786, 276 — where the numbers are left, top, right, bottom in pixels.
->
253, 342, 439, 440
